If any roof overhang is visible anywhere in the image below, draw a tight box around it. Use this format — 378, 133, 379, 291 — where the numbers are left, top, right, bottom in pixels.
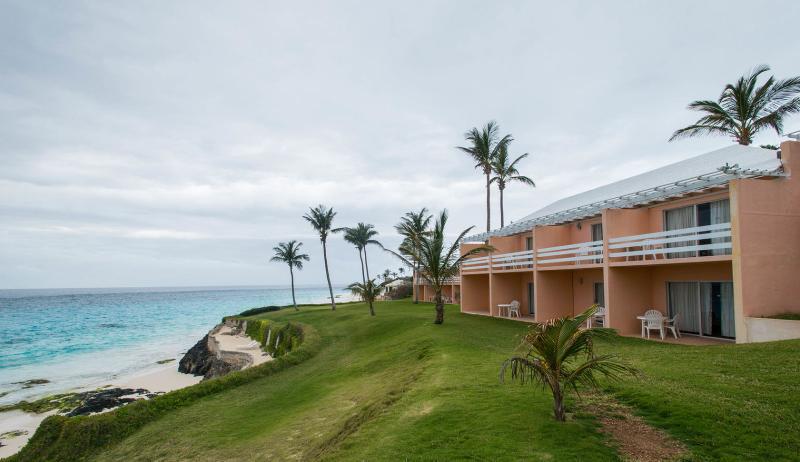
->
463, 163, 785, 242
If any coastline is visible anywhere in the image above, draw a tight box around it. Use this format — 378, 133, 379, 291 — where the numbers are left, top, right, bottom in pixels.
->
0, 291, 353, 459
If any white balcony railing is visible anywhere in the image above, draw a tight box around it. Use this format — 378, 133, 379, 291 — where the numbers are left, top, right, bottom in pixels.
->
414, 276, 461, 285
608, 223, 732, 260
536, 240, 604, 265
461, 255, 491, 272
490, 249, 535, 271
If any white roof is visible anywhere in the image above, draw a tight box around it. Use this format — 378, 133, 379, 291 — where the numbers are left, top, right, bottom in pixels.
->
465, 144, 782, 241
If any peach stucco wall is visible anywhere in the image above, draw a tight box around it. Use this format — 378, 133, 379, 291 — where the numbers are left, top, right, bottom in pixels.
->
535, 270, 573, 321
731, 141, 800, 342
461, 274, 490, 313
571, 268, 603, 316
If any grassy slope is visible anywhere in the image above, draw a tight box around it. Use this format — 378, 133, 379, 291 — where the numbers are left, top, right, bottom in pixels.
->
88, 301, 798, 461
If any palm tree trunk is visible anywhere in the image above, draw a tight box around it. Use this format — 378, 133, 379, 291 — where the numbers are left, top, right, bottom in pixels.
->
322, 240, 336, 311
289, 266, 298, 311
552, 383, 565, 421
434, 289, 444, 324
485, 171, 491, 232
363, 247, 371, 281
412, 266, 419, 304
499, 186, 505, 228
358, 250, 366, 285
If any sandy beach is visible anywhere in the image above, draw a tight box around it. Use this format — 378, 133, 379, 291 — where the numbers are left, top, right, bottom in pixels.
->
0, 322, 277, 458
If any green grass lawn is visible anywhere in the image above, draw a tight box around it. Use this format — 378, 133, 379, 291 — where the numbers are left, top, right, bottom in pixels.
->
31, 301, 800, 461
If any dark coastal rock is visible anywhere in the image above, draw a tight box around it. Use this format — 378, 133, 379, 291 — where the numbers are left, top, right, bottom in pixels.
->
13, 379, 50, 388
66, 388, 160, 417
178, 324, 254, 380
178, 334, 216, 377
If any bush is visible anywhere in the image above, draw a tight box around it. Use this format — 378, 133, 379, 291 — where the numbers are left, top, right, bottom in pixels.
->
238, 305, 282, 317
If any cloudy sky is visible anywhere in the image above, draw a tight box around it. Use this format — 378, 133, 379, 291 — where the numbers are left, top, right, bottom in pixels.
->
2, 1, 799, 289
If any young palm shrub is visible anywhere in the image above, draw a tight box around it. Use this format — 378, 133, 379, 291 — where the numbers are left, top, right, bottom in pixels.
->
670, 65, 800, 145
500, 306, 639, 421
346, 279, 385, 316
394, 208, 432, 304
303, 204, 338, 311
457, 121, 513, 233
490, 145, 536, 228
270, 240, 310, 311
385, 210, 492, 324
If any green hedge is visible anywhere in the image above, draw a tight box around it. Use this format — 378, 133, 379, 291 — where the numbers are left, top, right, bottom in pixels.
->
9, 323, 320, 462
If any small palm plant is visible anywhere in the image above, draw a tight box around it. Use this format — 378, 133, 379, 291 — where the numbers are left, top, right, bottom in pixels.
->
500, 306, 639, 421
457, 121, 513, 233
670, 65, 800, 145
395, 208, 432, 304
270, 240, 310, 311
346, 279, 385, 316
303, 204, 338, 311
490, 145, 536, 228
386, 210, 492, 324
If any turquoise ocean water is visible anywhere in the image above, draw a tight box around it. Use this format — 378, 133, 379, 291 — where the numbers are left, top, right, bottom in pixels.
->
0, 286, 348, 405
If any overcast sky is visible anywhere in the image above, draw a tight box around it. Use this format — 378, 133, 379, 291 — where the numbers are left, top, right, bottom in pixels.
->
2, 1, 799, 289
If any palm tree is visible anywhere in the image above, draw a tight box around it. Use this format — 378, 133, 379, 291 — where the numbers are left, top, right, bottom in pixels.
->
270, 240, 310, 311
395, 208, 432, 304
303, 205, 338, 311
490, 145, 536, 228
670, 65, 800, 145
337, 223, 381, 283
500, 306, 639, 421
385, 210, 492, 324
457, 121, 513, 233
346, 279, 385, 316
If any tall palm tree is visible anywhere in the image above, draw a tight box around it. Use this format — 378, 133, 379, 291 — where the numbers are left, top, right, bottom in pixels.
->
337, 223, 381, 282
500, 306, 639, 421
346, 279, 385, 316
303, 205, 338, 311
270, 240, 310, 311
670, 65, 800, 145
490, 145, 536, 228
457, 121, 513, 233
395, 208, 432, 304
385, 210, 492, 324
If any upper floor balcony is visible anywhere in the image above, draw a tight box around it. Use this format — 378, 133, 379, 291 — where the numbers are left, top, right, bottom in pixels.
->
608, 222, 732, 265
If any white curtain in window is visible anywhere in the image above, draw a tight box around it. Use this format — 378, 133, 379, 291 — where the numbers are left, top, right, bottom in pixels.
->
710, 199, 731, 256
665, 206, 696, 258
668, 282, 700, 333
700, 283, 713, 335
720, 282, 735, 338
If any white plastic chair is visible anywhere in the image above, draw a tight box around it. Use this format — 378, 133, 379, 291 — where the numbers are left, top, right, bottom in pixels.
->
643, 309, 665, 340
509, 300, 521, 318
664, 313, 681, 338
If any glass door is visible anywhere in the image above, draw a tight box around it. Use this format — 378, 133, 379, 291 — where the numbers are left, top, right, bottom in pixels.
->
527, 282, 535, 316
668, 281, 735, 338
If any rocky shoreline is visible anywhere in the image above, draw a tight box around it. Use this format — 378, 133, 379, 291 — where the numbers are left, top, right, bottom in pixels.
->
179, 319, 271, 380
0, 318, 271, 458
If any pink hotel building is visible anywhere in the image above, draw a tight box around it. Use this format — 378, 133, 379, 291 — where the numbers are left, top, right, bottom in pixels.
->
415, 140, 800, 343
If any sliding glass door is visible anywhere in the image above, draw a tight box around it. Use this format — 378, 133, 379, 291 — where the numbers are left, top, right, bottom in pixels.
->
668, 281, 735, 338
664, 199, 731, 259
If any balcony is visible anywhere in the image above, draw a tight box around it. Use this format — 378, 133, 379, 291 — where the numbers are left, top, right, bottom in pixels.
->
536, 240, 603, 268
461, 250, 535, 273
608, 223, 732, 264
414, 276, 461, 285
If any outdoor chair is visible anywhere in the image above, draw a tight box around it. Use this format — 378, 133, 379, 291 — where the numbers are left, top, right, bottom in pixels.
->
643, 309, 665, 340
664, 313, 681, 338
509, 300, 521, 318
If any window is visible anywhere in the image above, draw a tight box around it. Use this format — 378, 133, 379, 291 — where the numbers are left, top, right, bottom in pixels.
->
663, 199, 731, 258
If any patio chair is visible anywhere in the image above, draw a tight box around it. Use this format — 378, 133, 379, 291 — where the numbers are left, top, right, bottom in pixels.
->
509, 300, 521, 318
664, 313, 681, 338
594, 306, 606, 327
643, 309, 665, 340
